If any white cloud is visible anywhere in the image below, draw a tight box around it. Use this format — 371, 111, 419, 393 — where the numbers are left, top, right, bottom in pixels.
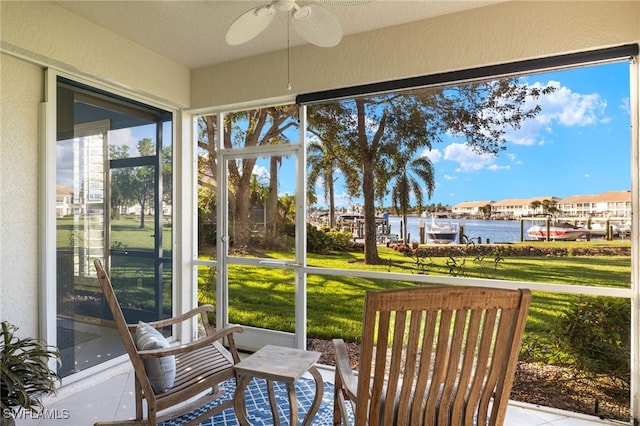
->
443, 174, 457, 180
444, 143, 498, 172
252, 165, 269, 181
334, 191, 356, 209
108, 128, 138, 150
420, 148, 442, 163
620, 97, 630, 114
315, 190, 357, 209
506, 153, 522, 165
488, 164, 510, 171
505, 80, 607, 145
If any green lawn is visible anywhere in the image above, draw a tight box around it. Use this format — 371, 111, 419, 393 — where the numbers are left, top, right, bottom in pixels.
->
57, 214, 630, 367
199, 245, 631, 345
57, 215, 172, 253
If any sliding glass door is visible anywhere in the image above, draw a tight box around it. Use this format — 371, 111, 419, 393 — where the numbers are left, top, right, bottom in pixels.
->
55, 78, 172, 378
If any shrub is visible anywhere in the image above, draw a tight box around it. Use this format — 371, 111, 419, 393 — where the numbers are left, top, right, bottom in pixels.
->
558, 296, 630, 383
307, 227, 354, 253
307, 226, 333, 254
326, 231, 354, 251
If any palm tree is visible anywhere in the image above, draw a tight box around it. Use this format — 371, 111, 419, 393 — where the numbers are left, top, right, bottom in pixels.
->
480, 203, 493, 219
542, 198, 559, 215
530, 200, 542, 215
307, 140, 339, 229
249, 173, 269, 230
390, 155, 435, 243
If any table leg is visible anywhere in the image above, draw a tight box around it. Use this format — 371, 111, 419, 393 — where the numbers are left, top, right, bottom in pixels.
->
266, 380, 281, 426
302, 367, 324, 426
286, 381, 299, 426
233, 375, 252, 426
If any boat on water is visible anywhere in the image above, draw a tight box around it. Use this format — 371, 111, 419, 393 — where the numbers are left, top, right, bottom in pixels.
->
527, 222, 589, 241
587, 222, 624, 237
425, 216, 459, 244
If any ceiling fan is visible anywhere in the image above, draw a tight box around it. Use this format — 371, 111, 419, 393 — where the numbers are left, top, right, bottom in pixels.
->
225, 0, 372, 48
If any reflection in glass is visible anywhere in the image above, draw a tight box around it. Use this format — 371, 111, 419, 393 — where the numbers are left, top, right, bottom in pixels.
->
56, 123, 123, 377
55, 79, 172, 378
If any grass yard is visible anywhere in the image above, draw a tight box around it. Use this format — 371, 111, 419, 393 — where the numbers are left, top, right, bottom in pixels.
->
198, 243, 632, 420
57, 214, 172, 253
199, 245, 631, 343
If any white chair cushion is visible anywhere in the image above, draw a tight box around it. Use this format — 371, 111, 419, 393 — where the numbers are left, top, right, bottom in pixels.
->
134, 321, 176, 393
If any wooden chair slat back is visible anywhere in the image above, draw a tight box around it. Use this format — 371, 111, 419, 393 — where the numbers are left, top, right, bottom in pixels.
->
94, 259, 157, 402
354, 285, 531, 426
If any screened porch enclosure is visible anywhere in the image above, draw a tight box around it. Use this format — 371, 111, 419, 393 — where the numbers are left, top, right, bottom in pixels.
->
195, 55, 636, 421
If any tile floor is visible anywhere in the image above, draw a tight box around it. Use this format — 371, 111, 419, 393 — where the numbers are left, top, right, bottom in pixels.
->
11, 360, 617, 426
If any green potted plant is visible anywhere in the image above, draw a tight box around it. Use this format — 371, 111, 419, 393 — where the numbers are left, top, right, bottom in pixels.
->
1, 321, 60, 426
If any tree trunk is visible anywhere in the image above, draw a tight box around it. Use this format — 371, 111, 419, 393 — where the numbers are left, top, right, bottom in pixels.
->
267, 157, 279, 233
227, 155, 256, 248
233, 191, 251, 247
139, 202, 145, 228
355, 97, 382, 265
362, 159, 381, 264
402, 213, 408, 242
329, 182, 336, 229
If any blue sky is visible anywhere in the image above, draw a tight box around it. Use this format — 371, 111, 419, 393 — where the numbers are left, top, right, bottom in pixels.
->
104, 60, 631, 211
324, 60, 631, 209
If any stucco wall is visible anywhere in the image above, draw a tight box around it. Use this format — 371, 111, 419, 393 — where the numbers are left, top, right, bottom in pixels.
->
0, 1, 190, 108
191, 1, 640, 109
0, 1, 189, 337
0, 54, 43, 335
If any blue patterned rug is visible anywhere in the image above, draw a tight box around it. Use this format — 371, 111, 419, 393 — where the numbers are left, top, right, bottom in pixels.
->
159, 377, 352, 425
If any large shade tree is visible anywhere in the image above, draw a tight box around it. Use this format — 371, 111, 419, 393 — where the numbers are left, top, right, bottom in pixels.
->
130, 138, 156, 229
108, 139, 157, 228
198, 106, 298, 248
308, 79, 554, 264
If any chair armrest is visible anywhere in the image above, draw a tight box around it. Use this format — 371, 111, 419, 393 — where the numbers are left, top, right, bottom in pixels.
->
333, 338, 358, 401
125, 305, 216, 334
138, 325, 244, 359
146, 305, 215, 328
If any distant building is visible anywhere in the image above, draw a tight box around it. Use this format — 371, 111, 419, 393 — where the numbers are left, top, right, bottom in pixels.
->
56, 185, 74, 217
492, 196, 560, 218
452, 191, 631, 219
451, 200, 494, 217
557, 190, 631, 218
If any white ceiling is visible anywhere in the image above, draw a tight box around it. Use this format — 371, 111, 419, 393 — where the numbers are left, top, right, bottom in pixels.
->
51, 0, 503, 69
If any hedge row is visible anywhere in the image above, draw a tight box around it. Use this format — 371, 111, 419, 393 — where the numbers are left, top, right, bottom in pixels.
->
390, 243, 631, 258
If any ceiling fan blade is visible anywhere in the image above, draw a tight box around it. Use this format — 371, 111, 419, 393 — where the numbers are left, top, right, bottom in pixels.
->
291, 4, 343, 47
316, 0, 376, 5
225, 5, 276, 45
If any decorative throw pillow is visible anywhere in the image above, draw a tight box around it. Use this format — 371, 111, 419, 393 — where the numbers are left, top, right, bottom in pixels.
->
134, 321, 176, 393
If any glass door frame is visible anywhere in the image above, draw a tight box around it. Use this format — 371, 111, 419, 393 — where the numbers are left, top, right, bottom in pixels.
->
215, 110, 308, 350
43, 69, 178, 384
